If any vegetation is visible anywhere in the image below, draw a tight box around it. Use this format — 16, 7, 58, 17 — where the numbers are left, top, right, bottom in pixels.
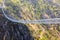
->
0, 0, 60, 40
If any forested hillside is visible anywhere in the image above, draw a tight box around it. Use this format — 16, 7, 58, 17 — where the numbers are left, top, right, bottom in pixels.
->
0, 0, 60, 40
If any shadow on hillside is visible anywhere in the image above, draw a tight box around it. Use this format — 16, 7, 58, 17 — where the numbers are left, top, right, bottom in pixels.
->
0, 13, 34, 40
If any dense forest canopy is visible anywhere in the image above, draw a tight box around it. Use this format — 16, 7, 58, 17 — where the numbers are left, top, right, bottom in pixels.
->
2, 0, 60, 21
0, 0, 60, 40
